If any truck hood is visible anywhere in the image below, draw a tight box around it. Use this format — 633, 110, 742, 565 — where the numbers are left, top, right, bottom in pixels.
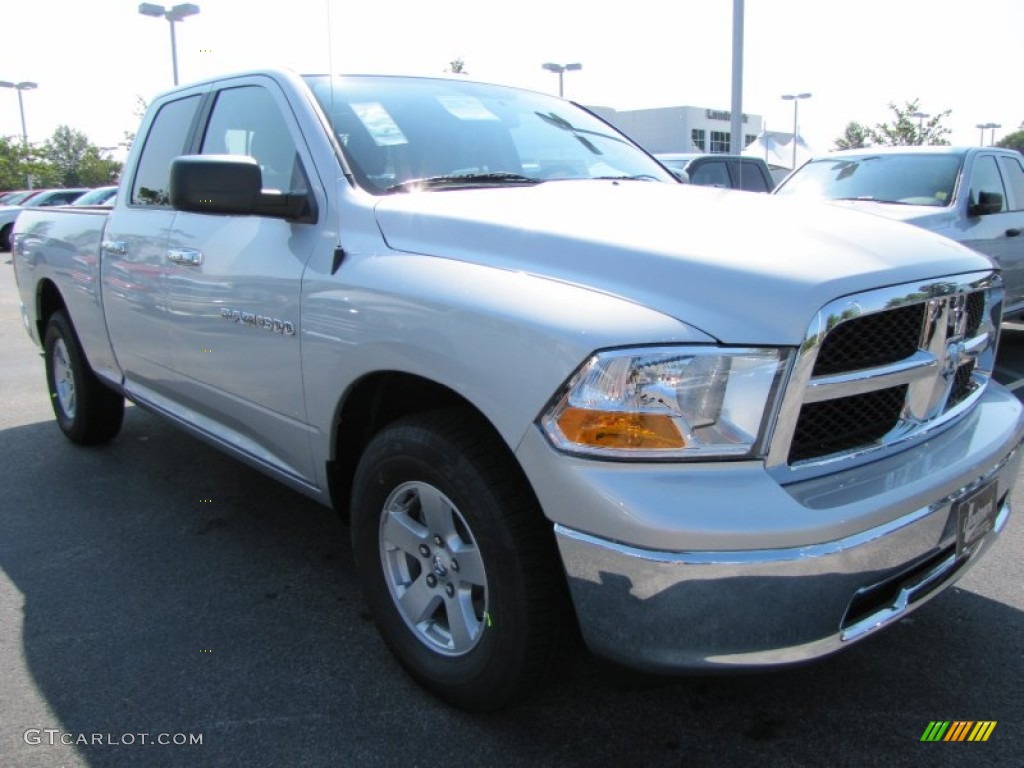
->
373, 181, 989, 344
823, 199, 958, 232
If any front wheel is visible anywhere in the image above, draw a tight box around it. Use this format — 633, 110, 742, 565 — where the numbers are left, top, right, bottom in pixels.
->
44, 310, 124, 444
351, 410, 569, 711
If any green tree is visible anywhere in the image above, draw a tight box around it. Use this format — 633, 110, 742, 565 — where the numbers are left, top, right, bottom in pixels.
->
445, 57, 467, 75
834, 121, 870, 150
0, 136, 28, 189
0, 135, 55, 190
41, 125, 121, 187
42, 125, 91, 186
996, 129, 1024, 154
78, 147, 122, 186
120, 95, 149, 154
867, 99, 951, 146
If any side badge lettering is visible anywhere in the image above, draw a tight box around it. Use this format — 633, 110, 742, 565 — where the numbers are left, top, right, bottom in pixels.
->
220, 308, 296, 336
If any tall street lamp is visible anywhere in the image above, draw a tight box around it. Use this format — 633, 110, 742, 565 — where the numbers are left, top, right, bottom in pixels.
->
976, 122, 999, 146
138, 3, 200, 86
0, 80, 38, 189
910, 110, 929, 135
0, 80, 37, 145
542, 62, 581, 98
781, 92, 811, 170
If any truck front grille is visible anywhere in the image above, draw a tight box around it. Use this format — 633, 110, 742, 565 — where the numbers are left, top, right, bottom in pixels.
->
789, 385, 908, 463
813, 303, 925, 375
768, 272, 1001, 475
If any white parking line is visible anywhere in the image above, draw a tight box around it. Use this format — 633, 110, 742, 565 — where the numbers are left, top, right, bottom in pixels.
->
995, 366, 1024, 392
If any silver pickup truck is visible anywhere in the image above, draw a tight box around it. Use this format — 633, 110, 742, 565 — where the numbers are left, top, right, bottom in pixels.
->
774, 146, 1024, 316
12, 70, 1024, 711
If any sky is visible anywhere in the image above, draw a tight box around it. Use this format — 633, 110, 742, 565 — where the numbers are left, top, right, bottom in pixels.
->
1, 0, 1021, 160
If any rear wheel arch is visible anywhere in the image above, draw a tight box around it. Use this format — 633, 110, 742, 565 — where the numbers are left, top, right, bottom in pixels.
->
36, 279, 67, 343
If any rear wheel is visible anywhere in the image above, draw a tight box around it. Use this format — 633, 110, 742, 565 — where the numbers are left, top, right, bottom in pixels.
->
44, 310, 124, 444
351, 409, 568, 711
0, 223, 12, 252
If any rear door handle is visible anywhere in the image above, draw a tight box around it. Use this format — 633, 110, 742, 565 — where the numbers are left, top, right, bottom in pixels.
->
166, 248, 204, 266
101, 240, 127, 256
1006, 228, 1022, 238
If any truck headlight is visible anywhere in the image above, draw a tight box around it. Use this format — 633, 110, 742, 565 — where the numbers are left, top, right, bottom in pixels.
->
541, 346, 789, 459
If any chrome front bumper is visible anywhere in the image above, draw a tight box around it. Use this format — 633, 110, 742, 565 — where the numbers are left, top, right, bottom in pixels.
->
519, 385, 1024, 672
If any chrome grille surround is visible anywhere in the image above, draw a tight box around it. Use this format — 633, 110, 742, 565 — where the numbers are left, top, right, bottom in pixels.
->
767, 271, 1003, 481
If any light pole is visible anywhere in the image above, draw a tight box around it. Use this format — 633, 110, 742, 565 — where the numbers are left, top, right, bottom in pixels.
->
781, 92, 811, 170
976, 122, 999, 146
542, 62, 581, 98
910, 110, 929, 137
0, 80, 38, 188
0, 80, 37, 145
138, 3, 200, 86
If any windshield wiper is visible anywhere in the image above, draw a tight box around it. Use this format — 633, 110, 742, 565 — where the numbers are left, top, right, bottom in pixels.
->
832, 196, 916, 205
592, 174, 662, 182
386, 172, 540, 193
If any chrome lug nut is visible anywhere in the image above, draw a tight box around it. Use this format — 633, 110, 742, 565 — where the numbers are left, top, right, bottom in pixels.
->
418, 544, 430, 558
445, 583, 455, 597
433, 534, 444, 547
426, 574, 438, 588
450, 559, 459, 572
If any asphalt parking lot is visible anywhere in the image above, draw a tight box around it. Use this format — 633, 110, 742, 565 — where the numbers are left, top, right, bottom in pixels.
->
1, 253, 1021, 768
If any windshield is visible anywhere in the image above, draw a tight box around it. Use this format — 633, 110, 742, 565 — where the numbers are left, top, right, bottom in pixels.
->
774, 153, 964, 207
304, 75, 674, 194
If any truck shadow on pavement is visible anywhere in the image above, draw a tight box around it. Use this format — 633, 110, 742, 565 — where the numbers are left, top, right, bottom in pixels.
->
0, 408, 1021, 767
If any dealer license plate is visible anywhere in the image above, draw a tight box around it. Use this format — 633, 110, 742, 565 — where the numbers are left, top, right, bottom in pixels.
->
955, 481, 998, 558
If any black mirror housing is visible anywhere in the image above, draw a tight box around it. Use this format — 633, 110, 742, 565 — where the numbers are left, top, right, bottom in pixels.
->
969, 190, 1004, 217
169, 154, 314, 222
170, 154, 261, 215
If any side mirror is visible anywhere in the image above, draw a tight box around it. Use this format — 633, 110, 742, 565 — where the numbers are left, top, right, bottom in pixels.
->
169, 155, 313, 221
968, 190, 1004, 217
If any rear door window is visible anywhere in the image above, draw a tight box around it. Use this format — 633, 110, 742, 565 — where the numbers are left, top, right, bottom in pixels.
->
689, 160, 730, 188
130, 95, 201, 207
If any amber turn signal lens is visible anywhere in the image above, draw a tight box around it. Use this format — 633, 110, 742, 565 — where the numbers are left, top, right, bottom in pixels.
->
556, 407, 685, 450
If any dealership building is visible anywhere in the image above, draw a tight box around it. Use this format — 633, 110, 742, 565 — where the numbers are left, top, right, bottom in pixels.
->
588, 104, 764, 155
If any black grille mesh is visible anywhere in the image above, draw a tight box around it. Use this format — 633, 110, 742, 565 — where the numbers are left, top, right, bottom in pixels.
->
789, 386, 907, 463
948, 361, 976, 408
965, 292, 985, 337
813, 304, 925, 376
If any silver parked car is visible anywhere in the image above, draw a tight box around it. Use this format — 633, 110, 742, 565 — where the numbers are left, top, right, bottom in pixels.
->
0, 187, 90, 251
773, 146, 1024, 316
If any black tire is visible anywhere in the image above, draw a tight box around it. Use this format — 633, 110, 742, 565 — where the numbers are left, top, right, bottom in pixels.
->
0, 223, 11, 252
351, 409, 569, 711
44, 310, 124, 444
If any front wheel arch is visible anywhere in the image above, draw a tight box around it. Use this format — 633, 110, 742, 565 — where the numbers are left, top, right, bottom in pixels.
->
350, 408, 573, 710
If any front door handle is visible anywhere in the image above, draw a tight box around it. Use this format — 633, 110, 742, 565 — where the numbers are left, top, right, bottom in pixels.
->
167, 248, 204, 266
1006, 228, 1022, 238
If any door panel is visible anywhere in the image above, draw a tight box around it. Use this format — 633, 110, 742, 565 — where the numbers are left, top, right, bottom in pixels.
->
958, 154, 1024, 312
160, 79, 323, 483
103, 93, 202, 396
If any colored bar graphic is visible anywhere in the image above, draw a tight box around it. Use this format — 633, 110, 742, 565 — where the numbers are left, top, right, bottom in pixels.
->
968, 722, 997, 742
921, 721, 950, 741
921, 720, 996, 742
945, 721, 973, 741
